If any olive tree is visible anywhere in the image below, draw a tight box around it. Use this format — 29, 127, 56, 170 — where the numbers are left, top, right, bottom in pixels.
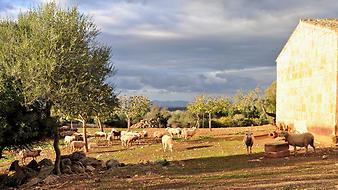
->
0, 3, 116, 173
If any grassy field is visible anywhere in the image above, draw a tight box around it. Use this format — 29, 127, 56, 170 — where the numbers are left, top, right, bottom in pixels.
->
1, 125, 337, 189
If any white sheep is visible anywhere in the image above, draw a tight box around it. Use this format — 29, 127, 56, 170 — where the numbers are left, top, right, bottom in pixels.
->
243, 133, 254, 155
165, 127, 182, 137
162, 135, 173, 152
181, 127, 197, 139
19, 147, 42, 165
64, 135, 76, 146
153, 131, 165, 139
280, 131, 315, 155
70, 141, 86, 152
120, 134, 139, 147
94, 131, 107, 139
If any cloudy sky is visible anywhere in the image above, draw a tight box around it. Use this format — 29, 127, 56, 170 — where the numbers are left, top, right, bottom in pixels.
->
1, 0, 338, 101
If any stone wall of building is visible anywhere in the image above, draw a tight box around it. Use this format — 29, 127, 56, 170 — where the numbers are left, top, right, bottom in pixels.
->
276, 21, 338, 142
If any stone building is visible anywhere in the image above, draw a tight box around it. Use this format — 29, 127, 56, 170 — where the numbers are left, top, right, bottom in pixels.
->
276, 19, 338, 144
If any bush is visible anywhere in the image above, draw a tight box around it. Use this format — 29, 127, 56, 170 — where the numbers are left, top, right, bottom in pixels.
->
214, 114, 268, 128
167, 110, 194, 127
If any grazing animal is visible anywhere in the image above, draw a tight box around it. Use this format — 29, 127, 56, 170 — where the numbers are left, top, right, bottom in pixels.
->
59, 125, 71, 132
280, 131, 315, 155
19, 148, 42, 165
162, 135, 173, 152
181, 127, 197, 139
120, 134, 139, 147
243, 133, 254, 155
165, 127, 182, 137
112, 131, 121, 139
64, 135, 76, 146
70, 141, 86, 152
153, 131, 165, 139
94, 131, 107, 139
60, 131, 76, 137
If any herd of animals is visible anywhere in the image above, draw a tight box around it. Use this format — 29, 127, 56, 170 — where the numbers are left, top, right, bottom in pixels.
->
18, 125, 316, 165
63, 126, 198, 153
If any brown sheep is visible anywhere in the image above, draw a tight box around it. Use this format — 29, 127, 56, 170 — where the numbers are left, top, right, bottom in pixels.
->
19, 148, 42, 165
70, 141, 86, 152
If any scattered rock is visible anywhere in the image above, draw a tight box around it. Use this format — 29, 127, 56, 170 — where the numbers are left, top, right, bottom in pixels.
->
101, 160, 107, 168
61, 158, 72, 167
38, 159, 53, 167
94, 178, 101, 183
86, 165, 96, 172
9, 160, 20, 172
61, 165, 73, 174
20, 177, 39, 188
43, 175, 59, 185
69, 151, 86, 161
26, 160, 40, 172
71, 161, 85, 173
6, 169, 27, 187
37, 166, 54, 179
80, 157, 101, 167
106, 159, 120, 169
156, 159, 169, 166
322, 155, 328, 160
96, 154, 103, 159
248, 159, 261, 162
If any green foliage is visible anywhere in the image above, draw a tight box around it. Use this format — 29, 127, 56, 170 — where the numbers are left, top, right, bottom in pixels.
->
233, 88, 262, 118
0, 3, 117, 122
214, 114, 269, 128
167, 110, 194, 127
116, 96, 151, 128
144, 105, 171, 128
263, 81, 276, 114
0, 3, 117, 154
0, 75, 54, 157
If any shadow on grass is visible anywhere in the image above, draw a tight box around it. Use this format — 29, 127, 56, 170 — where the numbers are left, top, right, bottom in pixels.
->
160, 147, 336, 176
186, 145, 213, 150
144, 181, 196, 190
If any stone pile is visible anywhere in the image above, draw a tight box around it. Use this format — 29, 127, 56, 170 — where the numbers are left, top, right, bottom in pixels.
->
0, 151, 122, 189
131, 119, 158, 128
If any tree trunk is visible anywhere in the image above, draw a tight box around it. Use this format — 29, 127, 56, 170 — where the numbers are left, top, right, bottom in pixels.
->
127, 117, 131, 131
82, 120, 88, 152
202, 112, 205, 128
53, 125, 61, 175
196, 114, 200, 128
97, 117, 103, 132
70, 120, 73, 129
0, 147, 4, 159
208, 112, 212, 131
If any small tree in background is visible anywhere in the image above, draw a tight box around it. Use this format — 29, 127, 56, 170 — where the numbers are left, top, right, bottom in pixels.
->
187, 95, 206, 128
233, 88, 262, 119
205, 96, 231, 131
262, 81, 276, 124
144, 105, 171, 128
117, 96, 150, 130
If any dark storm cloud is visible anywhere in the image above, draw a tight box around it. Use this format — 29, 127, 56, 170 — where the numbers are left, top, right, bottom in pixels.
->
2, 0, 338, 100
